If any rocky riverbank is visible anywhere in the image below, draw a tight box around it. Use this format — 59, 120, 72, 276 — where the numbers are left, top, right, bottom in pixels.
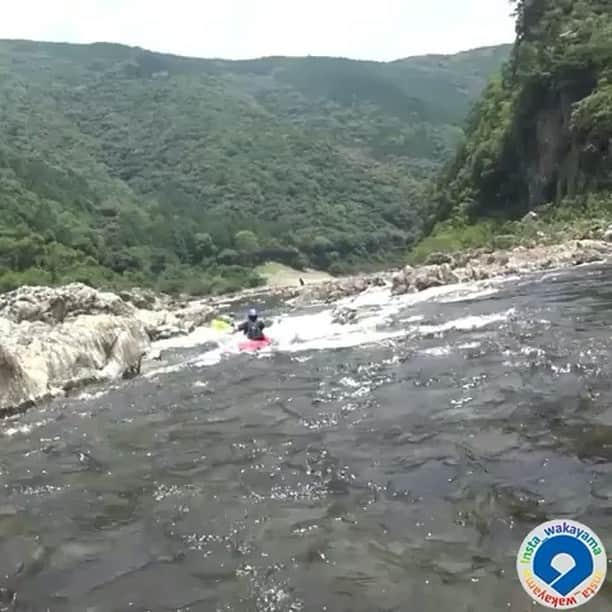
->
391, 239, 612, 295
280, 239, 612, 304
2, 237, 612, 416
0, 284, 217, 415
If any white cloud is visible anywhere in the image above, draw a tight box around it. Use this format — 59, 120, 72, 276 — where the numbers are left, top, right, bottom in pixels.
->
1, 0, 516, 60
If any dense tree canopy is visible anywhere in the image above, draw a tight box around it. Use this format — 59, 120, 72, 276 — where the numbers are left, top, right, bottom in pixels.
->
432, 0, 612, 227
0, 39, 509, 293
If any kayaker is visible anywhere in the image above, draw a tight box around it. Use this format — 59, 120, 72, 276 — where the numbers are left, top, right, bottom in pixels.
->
234, 308, 266, 340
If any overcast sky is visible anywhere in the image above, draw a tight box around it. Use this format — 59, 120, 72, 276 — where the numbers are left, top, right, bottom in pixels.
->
1, 0, 516, 61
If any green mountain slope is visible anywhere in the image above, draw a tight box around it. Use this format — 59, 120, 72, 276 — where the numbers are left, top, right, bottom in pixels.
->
0, 39, 510, 293
423, 0, 612, 254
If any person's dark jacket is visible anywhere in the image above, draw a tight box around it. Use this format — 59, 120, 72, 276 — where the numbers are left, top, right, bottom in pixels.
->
236, 319, 265, 340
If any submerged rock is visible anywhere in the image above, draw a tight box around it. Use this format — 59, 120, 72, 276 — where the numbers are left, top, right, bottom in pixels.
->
332, 306, 358, 325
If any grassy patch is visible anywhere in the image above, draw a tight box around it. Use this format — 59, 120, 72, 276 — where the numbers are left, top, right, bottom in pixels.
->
255, 262, 332, 287
407, 193, 612, 264
407, 218, 504, 263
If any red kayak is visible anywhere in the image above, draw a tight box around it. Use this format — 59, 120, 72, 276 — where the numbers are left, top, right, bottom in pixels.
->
238, 336, 272, 352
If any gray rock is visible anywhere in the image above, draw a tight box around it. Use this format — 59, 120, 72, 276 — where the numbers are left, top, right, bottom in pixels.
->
332, 307, 358, 325
451, 251, 474, 269
174, 301, 214, 332
494, 253, 510, 266
118, 288, 158, 310
438, 263, 460, 285
424, 252, 454, 266
411, 266, 445, 291
0, 314, 149, 415
151, 325, 186, 341
288, 273, 392, 306
521, 211, 538, 223
391, 271, 408, 295
0, 283, 134, 324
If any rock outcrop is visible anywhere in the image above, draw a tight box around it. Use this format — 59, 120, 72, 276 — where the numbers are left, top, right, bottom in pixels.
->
0, 283, 216, 415
118, 287, 161, 310
0, 283, 134, 324
602, 226, 612, 243
424, 252, 454, 266
0, 314, 149, 414
134, 300, 214, 341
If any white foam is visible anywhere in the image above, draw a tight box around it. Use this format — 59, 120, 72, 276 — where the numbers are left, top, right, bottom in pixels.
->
2, 418, 51, 437
266, 306, 408, 354
418, 309, 515, 335
3, 423, 34, 437
143, 363, 187, 379
437, 286, 503, 303
151, 326, 229, 353
180, 281, 512, 367
189, 348, 226, 368
339, 377, 362, 388
419, 339, 485, 358
76, 388, 113, 401
458, 342, 481, 350
420, 346, 452, 357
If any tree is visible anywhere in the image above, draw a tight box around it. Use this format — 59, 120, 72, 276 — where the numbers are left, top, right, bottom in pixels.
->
193, 232, 217, 261
234, 230, 260, 254
217, 248, 240, 265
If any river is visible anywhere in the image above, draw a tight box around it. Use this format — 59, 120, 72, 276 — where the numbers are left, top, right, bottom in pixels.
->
1, 266, 612, 611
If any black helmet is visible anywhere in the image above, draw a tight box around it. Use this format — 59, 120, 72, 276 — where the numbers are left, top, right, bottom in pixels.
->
247, 308, 258, 321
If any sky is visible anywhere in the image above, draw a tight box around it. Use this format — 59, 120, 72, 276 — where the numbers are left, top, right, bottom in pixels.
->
0, 0, 516, 61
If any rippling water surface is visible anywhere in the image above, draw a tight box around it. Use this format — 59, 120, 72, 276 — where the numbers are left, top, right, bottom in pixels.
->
2, 267, 612, 611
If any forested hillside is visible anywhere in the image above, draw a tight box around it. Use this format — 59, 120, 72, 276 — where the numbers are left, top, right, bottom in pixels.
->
0, 39, 509, 293
422, 0, 612, 256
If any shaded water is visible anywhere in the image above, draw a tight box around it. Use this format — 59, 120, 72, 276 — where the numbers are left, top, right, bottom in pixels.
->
2, 266, 612, 611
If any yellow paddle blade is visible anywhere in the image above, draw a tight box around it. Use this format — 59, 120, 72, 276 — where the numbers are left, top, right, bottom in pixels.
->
210, 318, 232, 331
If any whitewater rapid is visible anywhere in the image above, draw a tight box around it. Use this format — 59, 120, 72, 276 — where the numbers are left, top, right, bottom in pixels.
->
144, 276, 519, 379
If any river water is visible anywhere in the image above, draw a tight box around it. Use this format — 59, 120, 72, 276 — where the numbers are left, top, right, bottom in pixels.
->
2, 266, 612, 611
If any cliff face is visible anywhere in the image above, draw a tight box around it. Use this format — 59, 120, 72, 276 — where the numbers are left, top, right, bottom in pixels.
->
437, 0, 612, 221
524, 82, 593, 207
528, 95, 573, 207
